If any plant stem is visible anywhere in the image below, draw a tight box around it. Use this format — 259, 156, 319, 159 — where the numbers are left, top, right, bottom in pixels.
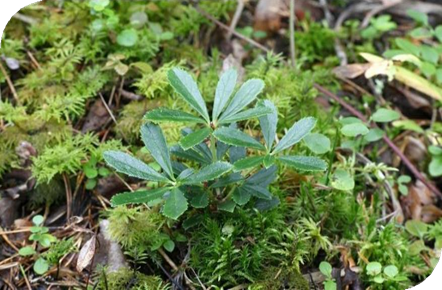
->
210, 135, 217, 162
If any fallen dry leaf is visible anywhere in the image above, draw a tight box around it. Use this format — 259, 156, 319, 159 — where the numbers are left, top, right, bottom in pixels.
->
333, 63, 371, 79
254, 0, 282, 33
401, 180, 440, 222
76, 235, 96, 273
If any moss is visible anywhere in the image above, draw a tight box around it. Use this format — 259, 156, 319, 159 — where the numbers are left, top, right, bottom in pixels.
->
96, 268, 170, 290
106, 206, 166, 249
250, 269, 310, 290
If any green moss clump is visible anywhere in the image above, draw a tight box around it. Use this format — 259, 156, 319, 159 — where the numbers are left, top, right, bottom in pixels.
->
96, 268, 170, 290
106, 206, 166, 249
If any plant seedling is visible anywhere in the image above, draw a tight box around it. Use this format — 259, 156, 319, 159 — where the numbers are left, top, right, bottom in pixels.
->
19, 215, 57, 275
104, 68, 327, 220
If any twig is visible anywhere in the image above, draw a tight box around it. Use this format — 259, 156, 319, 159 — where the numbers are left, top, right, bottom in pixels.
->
99, 93, 117, 125
227, 0, 244, 40
26, 51, 42, 70
289, 0, 296, 68
0, 228, 19, 252
195, 5, 270, 53
63, 173, 72, 220
12, 13, 38, 25
314, 83, 442, 199
158, 248, 178, 271
20, 264, 32, 290
0, 61, 20, 104
361, 0, 401, 28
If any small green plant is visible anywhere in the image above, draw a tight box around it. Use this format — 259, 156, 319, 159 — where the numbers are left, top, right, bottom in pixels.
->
103, 68, 327, 220
429, 145, 442, 177
361, 15, 397, 39
319, 261, 337, 290
365, 262, 404, 286
83, 155, 111, 190
19, 215, 57, 275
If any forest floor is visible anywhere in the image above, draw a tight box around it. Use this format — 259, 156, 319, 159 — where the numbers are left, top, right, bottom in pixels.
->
1, 0, 442, 289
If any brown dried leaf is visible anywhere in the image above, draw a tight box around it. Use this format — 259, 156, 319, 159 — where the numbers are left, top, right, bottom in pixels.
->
333, 64, 371, 79
254, 0, 281, 32
76, 236, 96, 273
402, 180, 436, 221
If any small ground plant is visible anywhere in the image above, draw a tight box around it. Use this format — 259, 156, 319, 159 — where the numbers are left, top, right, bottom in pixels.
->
103, 68, 327, 219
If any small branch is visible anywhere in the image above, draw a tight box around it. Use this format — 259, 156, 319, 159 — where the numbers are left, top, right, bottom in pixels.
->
314, 83, 442, 199
12, 13, 38, 25
99, 93, 117, 125
195, 5, 270, 53
227, 0, 244, 40
63, 173, 72, 219
289, 0, 296, 68
0, 61, 20, 104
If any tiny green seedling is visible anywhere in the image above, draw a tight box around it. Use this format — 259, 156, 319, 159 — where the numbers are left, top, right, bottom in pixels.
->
19, 215, 57, 275
103, 68, 327, 220
319, 261, 336, 290
83, 155, 111, 190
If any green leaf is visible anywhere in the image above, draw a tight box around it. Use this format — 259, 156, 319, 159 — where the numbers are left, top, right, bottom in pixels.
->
324, 280, 337, 290
395, 38, 420, 56
420, 45, 439, 64
179, 128, 211, 150
213, 69, 237, 121
140, 123, 174, 179
366, 262, 382, 276
232, 187, 251, 205
218, 106, 273, 124
85, 178, 97, 190
319, 261, 333, 278
331, 169, 354, 191
89, 0, 110, 11
392, 120, 424, 133
117, 29, 138, 47
213, 127, 265, 150
384, 265, 398, 278
32, 215, 44, 226
189, 191, 209, 208
168, 68, 209, 122
429, 146, 442, 156
210, 173, 243, 188
171, 145, 211, 165
233, 156, 265, 171
371, 108, 400, 123
407, 9, 428, 26
435, 26, 442, 43
304, 133, 331, 154
273, 117, 316, 154
183, 214, 204, 230
219, 79, 265, 122
98, 167, 110, 177
111, 187, 170, 206
263, 154, 275, 168
163, 188, 188, 220
373, 275, 385, 284
405, 220, 428, 238
19, 246, 36, 256
182, 161, 232, 184
241, 184, 272, 200
218, 200, 236, 212
363, 128, 384, 143
429, 156, 442, 177
341, 123, 369, 137
103, 151, 169, 182
246, 166, 277, 187
278, 156, 327, 172
421, 62, 436, 78
84, 166, 98, 179
34, 258, 49, 275
163, 240, 175, 252
258, 100, 278, 150
144, 108, 205, 123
